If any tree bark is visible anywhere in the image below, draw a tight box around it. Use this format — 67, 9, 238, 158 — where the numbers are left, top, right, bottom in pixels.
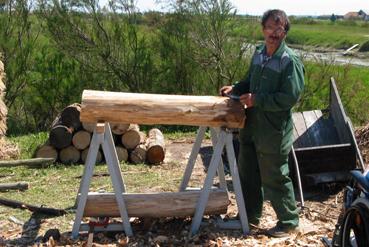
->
60, 103, 82, 130
111, 123, 130, 135
146, 128, 165, 165
49, 125, 73, 149
72, 130, 91, 150
80, 90, 246, 128
130, 144, 146, 164
59, 146, 80, 164
83, 189, 229, 217
35, 144, 58, 160
81, 148, 102, 164
0, 158, 55, 167
116, 146, 128, 162
0, 182, 29, 191
0, 197, 66, 216
121, 125, 145, 150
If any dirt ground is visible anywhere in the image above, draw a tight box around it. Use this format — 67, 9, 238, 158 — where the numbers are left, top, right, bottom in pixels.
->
0, 136, 363, 246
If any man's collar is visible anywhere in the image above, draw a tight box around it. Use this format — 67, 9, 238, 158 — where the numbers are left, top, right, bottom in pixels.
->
256, 41, 286, 58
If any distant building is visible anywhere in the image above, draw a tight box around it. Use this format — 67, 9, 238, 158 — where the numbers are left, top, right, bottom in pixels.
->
344, 10, 368, 20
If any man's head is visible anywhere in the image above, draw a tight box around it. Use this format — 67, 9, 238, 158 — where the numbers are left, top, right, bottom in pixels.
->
261, 9, 290, 54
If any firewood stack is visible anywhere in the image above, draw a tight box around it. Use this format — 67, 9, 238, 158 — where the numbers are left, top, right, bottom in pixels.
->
35, 103, 166, 165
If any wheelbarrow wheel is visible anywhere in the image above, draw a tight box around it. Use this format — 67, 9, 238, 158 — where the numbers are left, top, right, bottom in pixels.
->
339, 198, 369, 247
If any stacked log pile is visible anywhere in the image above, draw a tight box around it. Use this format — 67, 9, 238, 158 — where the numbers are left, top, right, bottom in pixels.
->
35, 103, 165, 165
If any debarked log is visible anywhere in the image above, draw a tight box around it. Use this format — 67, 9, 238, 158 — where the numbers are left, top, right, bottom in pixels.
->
83, 189, 229, 218
80, 90, 245, 128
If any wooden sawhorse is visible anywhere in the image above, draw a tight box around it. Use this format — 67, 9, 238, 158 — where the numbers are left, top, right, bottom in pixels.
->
71, 123, 249, 239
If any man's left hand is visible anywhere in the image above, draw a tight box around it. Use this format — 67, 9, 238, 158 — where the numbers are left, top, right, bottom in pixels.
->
240, 93, 256, 108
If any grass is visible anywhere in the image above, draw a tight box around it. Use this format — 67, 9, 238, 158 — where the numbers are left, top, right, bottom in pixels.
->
233, 19, 369, 49
1, 131, 199, 233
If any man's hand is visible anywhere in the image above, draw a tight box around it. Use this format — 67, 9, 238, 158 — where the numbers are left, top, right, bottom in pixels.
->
219, 85, 233, 96
240, 93, 256, 108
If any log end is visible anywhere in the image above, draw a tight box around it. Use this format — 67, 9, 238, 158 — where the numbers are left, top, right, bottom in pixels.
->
147, 146, 165, 165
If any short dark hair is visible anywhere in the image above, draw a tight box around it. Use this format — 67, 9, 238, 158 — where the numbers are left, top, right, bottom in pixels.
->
261, 9, 290, 33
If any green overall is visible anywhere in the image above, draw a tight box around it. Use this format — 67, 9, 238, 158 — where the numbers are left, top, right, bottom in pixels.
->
232, 41, 304, 229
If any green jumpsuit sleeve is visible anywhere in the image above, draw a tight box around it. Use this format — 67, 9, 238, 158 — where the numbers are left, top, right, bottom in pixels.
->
232, 68, 252, 96
254, 58, 304, 111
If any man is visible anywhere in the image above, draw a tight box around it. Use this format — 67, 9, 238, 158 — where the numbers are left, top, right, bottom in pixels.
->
220, 9, 304, 237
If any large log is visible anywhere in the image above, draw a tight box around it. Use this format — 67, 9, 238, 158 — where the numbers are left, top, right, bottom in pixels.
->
146, 128, 165, 165
83, 189, 229, 217
80, 90, 245, 128
35, 144, 58, 160
130, 144, 146, 164
49, 125, 73, 149
81, 148, 103, 164
72, 130, 91, 150
121, 125, 145, 150
60, 103, 82, 130
59, 146, 80, 164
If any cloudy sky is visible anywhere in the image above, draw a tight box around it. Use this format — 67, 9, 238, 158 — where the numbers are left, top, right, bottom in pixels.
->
116, 0, 368, 16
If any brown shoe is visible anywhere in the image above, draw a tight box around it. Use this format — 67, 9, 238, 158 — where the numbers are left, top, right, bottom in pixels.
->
266, 225, 299, 238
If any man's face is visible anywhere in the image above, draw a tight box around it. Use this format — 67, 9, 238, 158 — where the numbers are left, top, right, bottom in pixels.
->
262, 17, 286, 49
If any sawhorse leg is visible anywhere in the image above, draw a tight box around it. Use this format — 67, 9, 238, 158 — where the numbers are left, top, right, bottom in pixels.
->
181, 127, 249, 236
72, 123, 133, 239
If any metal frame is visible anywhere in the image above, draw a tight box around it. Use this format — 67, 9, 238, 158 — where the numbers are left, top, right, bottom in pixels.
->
180, 127, 249, 235
72, 123, 132, 239
72, 125, 249, 238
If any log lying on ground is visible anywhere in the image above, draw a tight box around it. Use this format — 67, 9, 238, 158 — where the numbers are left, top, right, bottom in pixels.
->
115, 146, 128, 162
0, 182, 29, 191
0, 197, 66, 216
72, 130, 91, 150
111, 123, 130, 135
81, 148, 102, 163
121, 124, 145, 150
83, 189, 229, 217
60, 103, 82, 130
82, 122, 95, 133
130, 144, 146, 164
80, 90, 246, 128
59, 146, 80, 164
49, 125, 73, 149
0, 158, 55, 167
146, 128, 165, 164
35, 144, 58, 160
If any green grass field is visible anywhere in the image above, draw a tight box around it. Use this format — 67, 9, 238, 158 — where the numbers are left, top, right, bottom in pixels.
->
234, 18, 369, 50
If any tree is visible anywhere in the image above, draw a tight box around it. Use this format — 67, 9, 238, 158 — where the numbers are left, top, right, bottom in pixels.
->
330, 14, 337, 23
39, 0, 155, 93
177, 0, 250, 92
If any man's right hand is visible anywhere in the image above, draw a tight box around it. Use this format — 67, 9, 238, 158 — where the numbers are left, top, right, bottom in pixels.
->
219, 85, 233, 96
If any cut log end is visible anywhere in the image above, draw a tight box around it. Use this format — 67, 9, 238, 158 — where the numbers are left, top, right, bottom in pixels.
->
147, 146, 165, 165
60, 146, 80, 164
35, 144, 58, 160
72, 130, 91, 150
81, 148, 102, 164
130, 144, 146, 164
116, 146, 128, 162
49, 125, 73, 149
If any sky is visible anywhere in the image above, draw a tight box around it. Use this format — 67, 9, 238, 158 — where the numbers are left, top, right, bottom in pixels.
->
122, 0, 369, 16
